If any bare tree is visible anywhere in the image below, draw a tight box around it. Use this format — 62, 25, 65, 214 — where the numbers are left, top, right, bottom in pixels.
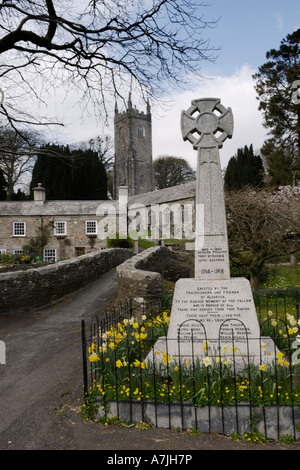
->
0, 127, 39, 198
226, 187, 300, 290
0, 0, 217, 134
0, 126, 78, 198
154, 155, 196, 189
88, 135, 114, 172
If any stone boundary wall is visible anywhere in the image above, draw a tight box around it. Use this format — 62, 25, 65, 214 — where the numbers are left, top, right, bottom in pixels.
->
116, 246, 192, 314
0, 248, 134, 315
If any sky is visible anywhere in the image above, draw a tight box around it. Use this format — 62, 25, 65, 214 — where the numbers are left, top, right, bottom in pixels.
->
47, 0, 300, 171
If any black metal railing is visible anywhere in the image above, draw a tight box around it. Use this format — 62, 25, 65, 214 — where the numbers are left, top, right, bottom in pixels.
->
81, 291, 300, 440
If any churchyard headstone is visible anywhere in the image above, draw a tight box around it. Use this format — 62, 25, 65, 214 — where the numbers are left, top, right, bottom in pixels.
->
147, 98, 279, 369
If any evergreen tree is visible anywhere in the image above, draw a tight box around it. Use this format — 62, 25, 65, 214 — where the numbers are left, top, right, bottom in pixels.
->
30, 144, 72, 199
261, 143, 294, 187
69, 149, 107, 200
253, 29, 300, 185
224, 144, 264, 190
30, 144, 107, 200
11, 189, 29, 200
0, 169, 7, 200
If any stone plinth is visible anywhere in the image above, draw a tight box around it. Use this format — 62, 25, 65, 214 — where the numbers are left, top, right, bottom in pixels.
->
146, 278, 279, 370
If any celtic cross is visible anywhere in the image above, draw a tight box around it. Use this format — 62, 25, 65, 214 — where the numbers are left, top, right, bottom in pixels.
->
181, 98, 234, 280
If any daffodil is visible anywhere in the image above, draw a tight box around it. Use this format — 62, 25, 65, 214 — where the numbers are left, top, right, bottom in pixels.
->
162, 352, 173, 365
89, 351, 100, 362
203, 356, 211, 367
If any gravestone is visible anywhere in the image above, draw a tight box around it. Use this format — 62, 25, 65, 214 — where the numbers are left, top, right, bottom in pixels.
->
147, 98, 278, 369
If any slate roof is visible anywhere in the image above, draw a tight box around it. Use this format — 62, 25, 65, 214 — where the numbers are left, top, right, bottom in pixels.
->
0, 182, 196, 216
128, 181, 196, 207
0, 200, 118, 216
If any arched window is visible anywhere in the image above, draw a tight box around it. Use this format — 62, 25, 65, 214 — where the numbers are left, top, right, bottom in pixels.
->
137, 125, 145, 137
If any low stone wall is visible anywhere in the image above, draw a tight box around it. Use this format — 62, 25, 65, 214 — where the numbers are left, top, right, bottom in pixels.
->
116, 246, 192, 314
0, 248, 134, 315
96, 399, 300, 441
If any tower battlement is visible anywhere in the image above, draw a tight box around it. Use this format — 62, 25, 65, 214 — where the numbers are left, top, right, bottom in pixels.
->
113, 95, 154, 198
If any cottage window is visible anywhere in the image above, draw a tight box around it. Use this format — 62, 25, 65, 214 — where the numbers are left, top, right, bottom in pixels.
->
44, 249, 56, 262
13, 222, 26, 236
86, 220, 97, 235
54, 221, 67, 236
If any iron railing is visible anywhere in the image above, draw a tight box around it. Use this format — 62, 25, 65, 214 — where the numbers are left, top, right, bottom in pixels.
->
81, 290, 300, 440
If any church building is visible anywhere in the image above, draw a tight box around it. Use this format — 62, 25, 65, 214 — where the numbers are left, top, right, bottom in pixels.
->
113, 94, 155, 198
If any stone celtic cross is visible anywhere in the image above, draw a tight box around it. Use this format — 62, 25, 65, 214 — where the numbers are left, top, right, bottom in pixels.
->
147, 99, 278, 370
181, 98, 234, 280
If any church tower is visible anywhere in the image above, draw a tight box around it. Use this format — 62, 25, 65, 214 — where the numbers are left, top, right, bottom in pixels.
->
113, 94, 155, 198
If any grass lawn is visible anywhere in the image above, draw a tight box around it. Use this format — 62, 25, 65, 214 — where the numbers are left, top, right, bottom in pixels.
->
260, 264, 300, 290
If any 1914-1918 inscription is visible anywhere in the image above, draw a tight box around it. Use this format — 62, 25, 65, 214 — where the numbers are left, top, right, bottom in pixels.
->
147, 98, 279, 369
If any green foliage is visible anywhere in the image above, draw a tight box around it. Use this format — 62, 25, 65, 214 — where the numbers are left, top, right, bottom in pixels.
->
261, 145, 295, 187
224, 144, 264, 190
106, 233, 134, 248
97, 415, 134, 427
22, 221, 53, 260
260, 265, 300, 290
137, 237, 155, 249
280, 434, 296, 444
30, 144, 108, 200
84, 306, 300, 416
189, 426, 201, 436
253, 29, 300, 185
0, 253, 21, 264
231, 415, 268, 444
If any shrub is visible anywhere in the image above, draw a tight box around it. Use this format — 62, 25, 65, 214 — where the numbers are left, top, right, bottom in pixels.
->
106, 233, 134, 248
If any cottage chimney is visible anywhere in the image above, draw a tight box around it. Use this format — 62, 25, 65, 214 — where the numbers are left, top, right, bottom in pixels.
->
118, 184, 128, 200
33, 183, 46, 203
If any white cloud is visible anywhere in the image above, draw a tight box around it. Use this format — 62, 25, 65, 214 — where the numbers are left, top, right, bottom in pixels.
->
43, 64, 267, 172
275, 12, 284, 31
152, 64, 267, 170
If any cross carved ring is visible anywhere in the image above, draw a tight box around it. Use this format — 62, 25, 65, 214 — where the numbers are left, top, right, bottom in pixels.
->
181, 98, 234, 150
